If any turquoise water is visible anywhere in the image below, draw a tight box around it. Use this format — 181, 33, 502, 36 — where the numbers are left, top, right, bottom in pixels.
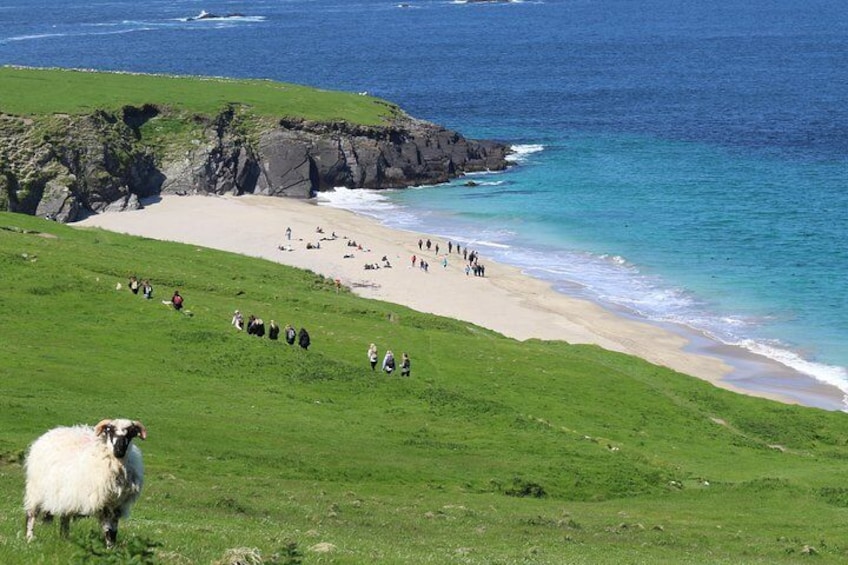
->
321, 133, 848, 395
3, 0, 847, 403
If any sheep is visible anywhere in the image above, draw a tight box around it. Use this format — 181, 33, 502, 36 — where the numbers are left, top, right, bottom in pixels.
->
24, 418, 147, 547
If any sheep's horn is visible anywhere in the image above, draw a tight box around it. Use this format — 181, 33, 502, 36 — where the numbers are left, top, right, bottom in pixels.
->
94, 419, 112, 436
133, 421, 148, 440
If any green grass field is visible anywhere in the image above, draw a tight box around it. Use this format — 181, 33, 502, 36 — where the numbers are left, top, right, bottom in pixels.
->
2, 211, 848, 564
0, 66, 400, 125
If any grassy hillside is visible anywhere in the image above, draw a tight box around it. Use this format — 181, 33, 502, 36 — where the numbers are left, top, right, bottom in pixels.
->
1, 211, 848, 564
0, 66, 400, 125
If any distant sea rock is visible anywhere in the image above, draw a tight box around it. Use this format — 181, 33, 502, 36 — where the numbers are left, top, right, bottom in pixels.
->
0, 105, 511, 222
185, 10, 246, 21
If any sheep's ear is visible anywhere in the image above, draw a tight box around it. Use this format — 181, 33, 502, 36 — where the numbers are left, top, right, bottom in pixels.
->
94, 419, 112, 436
133, 421, 148, 440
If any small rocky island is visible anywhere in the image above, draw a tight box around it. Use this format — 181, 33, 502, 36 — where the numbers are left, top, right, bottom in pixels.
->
0, 91, 510, 223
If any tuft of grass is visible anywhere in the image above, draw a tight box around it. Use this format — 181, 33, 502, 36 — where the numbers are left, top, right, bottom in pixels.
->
2, 211, 848, 563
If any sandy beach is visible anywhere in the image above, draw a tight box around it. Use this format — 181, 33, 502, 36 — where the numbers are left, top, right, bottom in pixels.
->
75, 194, 846, 411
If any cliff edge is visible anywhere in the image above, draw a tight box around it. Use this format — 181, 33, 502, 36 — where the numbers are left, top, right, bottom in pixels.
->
0, 104, 510, 223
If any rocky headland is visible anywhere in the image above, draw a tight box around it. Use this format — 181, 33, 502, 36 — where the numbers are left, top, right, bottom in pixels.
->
0, 104, 510, 223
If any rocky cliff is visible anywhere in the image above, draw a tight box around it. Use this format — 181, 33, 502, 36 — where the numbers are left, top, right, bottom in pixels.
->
0, 105, 511, 223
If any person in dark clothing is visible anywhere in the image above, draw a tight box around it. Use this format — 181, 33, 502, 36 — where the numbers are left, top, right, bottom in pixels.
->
400, 352, 411, 377
268, 320, 280, 340
171, 290, 184, 310
128, 276, 140, 295
298, 327, 311, 349
142, 280, 153, 299
253, 318, 266, 337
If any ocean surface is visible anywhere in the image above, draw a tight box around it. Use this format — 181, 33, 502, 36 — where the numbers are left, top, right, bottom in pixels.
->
3, 0, 847, 406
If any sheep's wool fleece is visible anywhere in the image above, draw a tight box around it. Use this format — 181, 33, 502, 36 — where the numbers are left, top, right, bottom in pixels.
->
24, 425, 144, 517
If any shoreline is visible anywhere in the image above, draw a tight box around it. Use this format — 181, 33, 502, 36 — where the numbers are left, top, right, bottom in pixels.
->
74, 194, 846, 411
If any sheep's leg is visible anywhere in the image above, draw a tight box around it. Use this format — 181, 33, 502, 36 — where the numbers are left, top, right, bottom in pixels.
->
59, 515, 70, 538
25, 510, 37, 542
100, 513, 119, 548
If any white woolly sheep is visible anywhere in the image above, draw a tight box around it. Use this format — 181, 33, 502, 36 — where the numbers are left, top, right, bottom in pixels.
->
24, 418, 147, 547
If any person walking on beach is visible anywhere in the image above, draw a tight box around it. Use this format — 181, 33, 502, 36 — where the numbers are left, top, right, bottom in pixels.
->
285, 226, 292, 240
418, 238, 423, 250
382, 350, 395, 374
400, 352, 411, 377
368, 343, 378, 371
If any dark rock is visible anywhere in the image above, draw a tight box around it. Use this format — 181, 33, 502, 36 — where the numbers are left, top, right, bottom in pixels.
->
1, 105, 511, 222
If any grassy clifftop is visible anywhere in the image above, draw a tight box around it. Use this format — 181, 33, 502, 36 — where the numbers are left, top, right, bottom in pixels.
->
0, 66, 401, 125
2, 212, 848, 563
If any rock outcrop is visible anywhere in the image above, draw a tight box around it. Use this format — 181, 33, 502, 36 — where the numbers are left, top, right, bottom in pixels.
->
0, 105, 511, 222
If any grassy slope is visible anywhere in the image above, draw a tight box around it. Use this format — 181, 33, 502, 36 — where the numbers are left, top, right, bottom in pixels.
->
1, 212, 848, 564
0, 66, 400, 125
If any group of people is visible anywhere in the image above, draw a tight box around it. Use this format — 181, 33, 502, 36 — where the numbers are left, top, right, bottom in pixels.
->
127, 275, 186, 310
417, 238, 465, 258
127, 275, 154, 300
232, 310, 310, 349
417, 238, 487, 278
367, 343, 411, 377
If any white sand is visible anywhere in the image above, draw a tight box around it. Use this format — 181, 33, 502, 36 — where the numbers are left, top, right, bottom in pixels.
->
74, 194, 831, 406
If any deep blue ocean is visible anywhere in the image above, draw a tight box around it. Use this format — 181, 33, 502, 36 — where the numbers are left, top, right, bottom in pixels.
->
3, 0, 847, 402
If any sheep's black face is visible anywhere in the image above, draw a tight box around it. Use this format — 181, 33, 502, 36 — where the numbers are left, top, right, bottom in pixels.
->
102, 424, 138, 459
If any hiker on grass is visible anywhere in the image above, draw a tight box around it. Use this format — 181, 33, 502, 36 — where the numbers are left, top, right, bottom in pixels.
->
298, 327, 311, 350
268, 320, 280, 340
368, 343, 378, 371
382, 350, 395, 374
129, 276, 140, 295
142, 280, 153, 299
400, 353, 411, 377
